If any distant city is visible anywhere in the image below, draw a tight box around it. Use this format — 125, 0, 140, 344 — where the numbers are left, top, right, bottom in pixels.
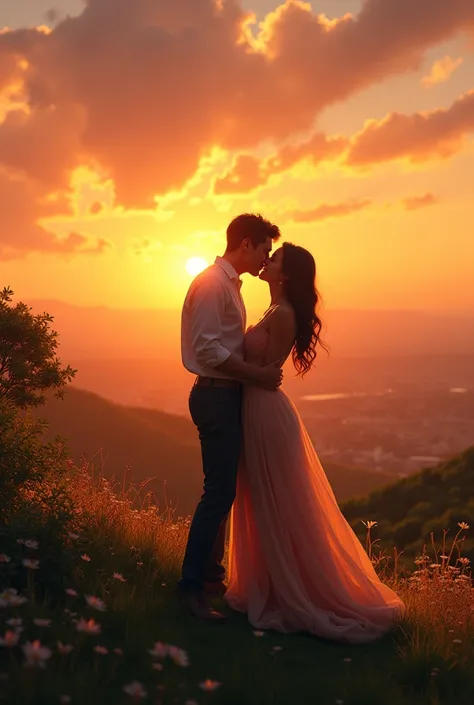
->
299, 388, 473, 476
68, 352, 474, 480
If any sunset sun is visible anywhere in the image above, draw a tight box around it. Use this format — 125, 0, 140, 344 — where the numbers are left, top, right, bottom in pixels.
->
186, 257, 208, 277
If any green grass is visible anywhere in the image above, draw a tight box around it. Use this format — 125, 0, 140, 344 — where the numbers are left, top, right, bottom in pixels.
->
1, 468, 474, 705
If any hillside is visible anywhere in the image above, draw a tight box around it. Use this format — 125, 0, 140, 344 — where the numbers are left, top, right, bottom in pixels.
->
5, 453, 474, 705
36, 387, 399, 515
318, 459, 399, 501
37, 387, 203, 516
342, 447, 474, 562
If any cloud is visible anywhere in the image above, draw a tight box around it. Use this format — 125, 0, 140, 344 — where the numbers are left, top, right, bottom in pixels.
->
421, 55, 464, 87
215, 88, 474, 191
66, 232, 112, 254
285, 198, 372, 224
278, 193, 440, 224
402, 192, 439, 210
0, 105, 86, 191
90, 201, 104, 215
214, 154, 262, 195
0, 0, 473, 256
346, 90, 474, 166
213, 133, 347, 194
128, 236, 163, 260
44, 9, 64, 25
0, 49, 19, 94
0, 167, 111, 261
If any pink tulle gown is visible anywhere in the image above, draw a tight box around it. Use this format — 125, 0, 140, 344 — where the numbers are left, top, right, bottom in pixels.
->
225, 321, 405, 644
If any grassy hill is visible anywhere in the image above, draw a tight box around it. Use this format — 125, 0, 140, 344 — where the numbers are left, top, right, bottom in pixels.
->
2, 461, 473, 705
37, 388, 399, 515
342, 447, 474, 564
3, 381, 474, 705
320, 459, 399, 502
37, 387, 203, 516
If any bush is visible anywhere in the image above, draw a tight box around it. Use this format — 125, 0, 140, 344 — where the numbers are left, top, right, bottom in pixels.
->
0, 287, 78, 598
392, 517, 424, 547
0, 286, 76, 408
0, 398, 77, 598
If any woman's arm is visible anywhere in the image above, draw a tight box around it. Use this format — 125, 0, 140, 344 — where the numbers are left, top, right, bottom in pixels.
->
263, 305, 296, 367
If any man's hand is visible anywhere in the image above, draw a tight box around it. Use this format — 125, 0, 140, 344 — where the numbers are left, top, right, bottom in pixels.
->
258, 361, 283, 390
215, 354, 283, 388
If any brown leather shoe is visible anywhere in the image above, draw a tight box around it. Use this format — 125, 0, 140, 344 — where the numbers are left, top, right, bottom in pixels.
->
180, 590, 226, 623
204, 581, 227, 598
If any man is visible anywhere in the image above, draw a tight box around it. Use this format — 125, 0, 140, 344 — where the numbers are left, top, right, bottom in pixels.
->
179, 213, 283, 622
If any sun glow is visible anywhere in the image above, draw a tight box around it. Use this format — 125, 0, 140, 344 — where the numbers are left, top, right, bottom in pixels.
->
186, 257, 209, 277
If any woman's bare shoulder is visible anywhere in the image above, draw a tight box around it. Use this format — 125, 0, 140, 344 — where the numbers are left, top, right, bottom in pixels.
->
270, 303, 295, 321
268, 303, 296, 333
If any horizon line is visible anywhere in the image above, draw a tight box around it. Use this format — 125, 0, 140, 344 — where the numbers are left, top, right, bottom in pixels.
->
21, 298, 474, 317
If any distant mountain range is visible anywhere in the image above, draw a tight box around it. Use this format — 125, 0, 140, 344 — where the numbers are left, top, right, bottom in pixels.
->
343, 447, 474, 564
26, 299, 474, 360
37, 387, 400, 516
21, 298, 474, 417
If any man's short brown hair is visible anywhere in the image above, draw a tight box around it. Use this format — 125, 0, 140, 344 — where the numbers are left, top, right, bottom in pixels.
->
226, 213, 281, 252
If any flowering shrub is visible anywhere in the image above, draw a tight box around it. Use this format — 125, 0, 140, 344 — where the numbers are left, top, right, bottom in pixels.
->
0, 288, 78, 598
0, 399, 77, 598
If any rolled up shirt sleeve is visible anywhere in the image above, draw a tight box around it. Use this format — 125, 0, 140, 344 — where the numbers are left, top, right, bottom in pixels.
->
189, 277, 232, 369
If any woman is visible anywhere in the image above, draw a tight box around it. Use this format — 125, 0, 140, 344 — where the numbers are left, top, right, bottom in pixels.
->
225, 243, 404, 643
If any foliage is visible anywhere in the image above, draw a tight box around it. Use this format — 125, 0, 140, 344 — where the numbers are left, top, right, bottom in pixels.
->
342, 447, 474, 566
0, 397, 77, 599
0, 288, 77, 598
0, 286, 76, 409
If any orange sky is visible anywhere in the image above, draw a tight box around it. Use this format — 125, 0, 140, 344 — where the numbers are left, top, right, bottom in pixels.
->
1, 0, 474, 312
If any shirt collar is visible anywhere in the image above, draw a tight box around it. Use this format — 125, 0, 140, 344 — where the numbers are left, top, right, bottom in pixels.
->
215, 257, 242, 288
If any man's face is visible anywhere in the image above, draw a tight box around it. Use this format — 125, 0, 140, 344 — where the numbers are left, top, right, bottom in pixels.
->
245, 237, 272, 277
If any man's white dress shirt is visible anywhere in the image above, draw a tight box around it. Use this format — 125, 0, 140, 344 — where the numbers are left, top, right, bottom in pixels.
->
181, 257, 247, 379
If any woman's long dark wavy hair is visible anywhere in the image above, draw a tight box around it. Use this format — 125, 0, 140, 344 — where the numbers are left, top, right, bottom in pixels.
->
281, 242, 329, 377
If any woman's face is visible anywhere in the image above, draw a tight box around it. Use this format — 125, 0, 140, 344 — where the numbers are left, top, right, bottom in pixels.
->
259, 247, 284, 283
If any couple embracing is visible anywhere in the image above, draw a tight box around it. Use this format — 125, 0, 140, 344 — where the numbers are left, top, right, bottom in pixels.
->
179, 213, 404, 644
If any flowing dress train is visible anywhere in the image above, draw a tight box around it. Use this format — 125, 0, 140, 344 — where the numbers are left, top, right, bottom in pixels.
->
225, 322, 405, 644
